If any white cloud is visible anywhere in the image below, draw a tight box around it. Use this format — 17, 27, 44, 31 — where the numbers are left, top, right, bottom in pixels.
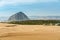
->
39, 0, 58, 2
0, 0, 37, 7
0, 0, 59, 7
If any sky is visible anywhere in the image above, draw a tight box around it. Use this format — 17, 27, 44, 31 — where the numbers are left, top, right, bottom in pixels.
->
0, 0, 60, 17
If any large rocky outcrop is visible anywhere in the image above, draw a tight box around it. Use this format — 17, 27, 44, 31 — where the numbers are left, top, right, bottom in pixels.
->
8, 12, 29, 21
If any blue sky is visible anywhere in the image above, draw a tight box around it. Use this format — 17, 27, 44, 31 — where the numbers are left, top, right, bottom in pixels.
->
0, 0, 60, 17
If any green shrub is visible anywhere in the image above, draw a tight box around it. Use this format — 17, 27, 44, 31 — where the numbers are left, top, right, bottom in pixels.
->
8, 20, 60, 26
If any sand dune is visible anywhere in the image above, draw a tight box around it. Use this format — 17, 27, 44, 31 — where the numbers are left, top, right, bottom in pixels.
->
0, 23, 60, 40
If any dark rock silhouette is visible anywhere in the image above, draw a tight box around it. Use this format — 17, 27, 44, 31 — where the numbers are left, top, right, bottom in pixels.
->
8, 12, 29, 21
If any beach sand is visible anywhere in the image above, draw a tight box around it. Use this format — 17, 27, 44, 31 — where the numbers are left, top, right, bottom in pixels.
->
0, 23, 60, 40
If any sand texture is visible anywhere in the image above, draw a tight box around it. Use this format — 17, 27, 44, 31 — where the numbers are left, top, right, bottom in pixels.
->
0, 23, 60, 40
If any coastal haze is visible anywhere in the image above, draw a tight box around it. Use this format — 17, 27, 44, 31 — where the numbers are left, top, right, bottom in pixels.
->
29, 16, 60, 20
1, 16, 60, 21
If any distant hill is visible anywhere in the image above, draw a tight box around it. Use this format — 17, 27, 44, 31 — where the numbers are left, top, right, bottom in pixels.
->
8, 12, 29, 21
0, 15, 60, 22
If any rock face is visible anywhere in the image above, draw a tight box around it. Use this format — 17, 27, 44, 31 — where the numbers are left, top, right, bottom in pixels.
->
8, 12, 29, 21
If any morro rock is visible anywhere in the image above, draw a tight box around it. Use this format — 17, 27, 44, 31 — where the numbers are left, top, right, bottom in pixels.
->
8, 12, 29, 21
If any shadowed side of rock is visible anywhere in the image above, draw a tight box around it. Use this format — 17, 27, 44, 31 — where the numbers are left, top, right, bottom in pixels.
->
8, 12, 29, 21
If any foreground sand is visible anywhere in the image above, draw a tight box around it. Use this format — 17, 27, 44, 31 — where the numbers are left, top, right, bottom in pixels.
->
0, 23, 60, 40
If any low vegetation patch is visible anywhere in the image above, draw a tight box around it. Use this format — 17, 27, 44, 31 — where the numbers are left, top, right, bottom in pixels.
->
8, 20, 60, 26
